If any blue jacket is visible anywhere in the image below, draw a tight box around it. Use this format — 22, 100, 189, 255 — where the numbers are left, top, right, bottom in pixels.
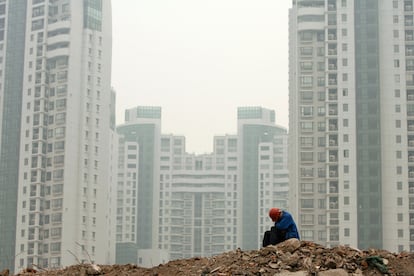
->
274, 211, 300, 240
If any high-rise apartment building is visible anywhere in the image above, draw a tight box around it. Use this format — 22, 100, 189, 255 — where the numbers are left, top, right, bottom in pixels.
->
158, 134, 239, 260
0, 1, 115, 272
289, 0, 414, 252
237, 107, 289, 250
116, 106, 289, 265
116, 106, 162, 265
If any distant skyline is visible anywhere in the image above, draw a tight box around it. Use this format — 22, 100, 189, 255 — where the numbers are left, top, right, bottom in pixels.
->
112, 0, 291, 153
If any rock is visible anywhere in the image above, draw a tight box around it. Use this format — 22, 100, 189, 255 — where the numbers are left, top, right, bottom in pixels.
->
275, 271, 308, 276
276, 238, 301, 253
318, 268, 349, 276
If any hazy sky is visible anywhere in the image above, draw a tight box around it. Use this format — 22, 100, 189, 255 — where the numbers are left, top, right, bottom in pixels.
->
112, 0, 292, 154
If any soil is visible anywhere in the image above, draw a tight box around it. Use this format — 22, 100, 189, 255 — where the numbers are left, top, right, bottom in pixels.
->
4, 239, 414, 276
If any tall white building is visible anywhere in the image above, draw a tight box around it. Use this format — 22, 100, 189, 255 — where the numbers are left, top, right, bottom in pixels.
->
158, 134, 239, 260
237, 107, 289, 250
0, 0, 116, 272
116, 106, 162, 266
289, 0, 414, 252
115, 106, 289, 264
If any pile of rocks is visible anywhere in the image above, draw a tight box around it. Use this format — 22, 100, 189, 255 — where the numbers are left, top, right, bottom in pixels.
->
6, 239, 414, 275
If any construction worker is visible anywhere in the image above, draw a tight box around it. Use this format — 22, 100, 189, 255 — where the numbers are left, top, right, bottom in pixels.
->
263, 208, 300, 247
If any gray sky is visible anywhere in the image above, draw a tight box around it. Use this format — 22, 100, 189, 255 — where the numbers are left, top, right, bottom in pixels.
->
112, 0, 292, 154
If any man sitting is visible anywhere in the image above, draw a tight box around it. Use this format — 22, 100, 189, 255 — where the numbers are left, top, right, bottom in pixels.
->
263, 207, 300, 247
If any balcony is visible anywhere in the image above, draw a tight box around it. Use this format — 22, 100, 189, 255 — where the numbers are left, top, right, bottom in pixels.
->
328, 49, 337, 56
329, 155, 337, 162
329, 171, 338, 177
329, 202, 338, 209
328, 33, 337, 41
329, 109, 338, 116
329, 79, 338, 86
329, 124, 338, 131
328, 63, 337, 70
329, 186, 338, 194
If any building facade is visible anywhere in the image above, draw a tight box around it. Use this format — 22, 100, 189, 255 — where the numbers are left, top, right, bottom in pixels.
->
116, 106, 162, 265
0, 0, 116, 272
115, 106, 289, 265
289, 0, 414, 252
237, 107, 289, 250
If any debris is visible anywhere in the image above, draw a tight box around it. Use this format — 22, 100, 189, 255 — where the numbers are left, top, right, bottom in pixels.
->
11, 240, 414, 275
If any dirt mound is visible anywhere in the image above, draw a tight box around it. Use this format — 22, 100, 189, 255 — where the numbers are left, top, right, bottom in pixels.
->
6, 239, 414, 275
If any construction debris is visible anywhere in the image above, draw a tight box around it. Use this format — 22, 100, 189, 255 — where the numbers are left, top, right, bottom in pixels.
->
13, 239, 414, 275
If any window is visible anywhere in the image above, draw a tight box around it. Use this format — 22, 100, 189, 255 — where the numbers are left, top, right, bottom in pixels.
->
300, 76, 313, 87
396, 151, 402, 159
300, 183, 314, 193
394, 59, 400, 68
344, 165, 349, 173
344, 150, 349, 158
301, 91, 313, 101
301, 106, 313, 117
344, 197, 349, 205
395, 89, 400, 97
394, 45, 399, 53
301, 199, 314, 209
393, 15, 399, 24
396, 104, 401, 113
394, 30, 399, 38
395, 74, 401, 83
397, 166, 402, 174
344, 228, 350, 237
300, 122, 313, 131
300, 47, 313, 56
301, 152, 313, 162
300, 137, 313, 147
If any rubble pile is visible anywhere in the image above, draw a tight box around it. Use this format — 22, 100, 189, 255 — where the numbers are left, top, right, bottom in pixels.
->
6, 239, 414, 275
